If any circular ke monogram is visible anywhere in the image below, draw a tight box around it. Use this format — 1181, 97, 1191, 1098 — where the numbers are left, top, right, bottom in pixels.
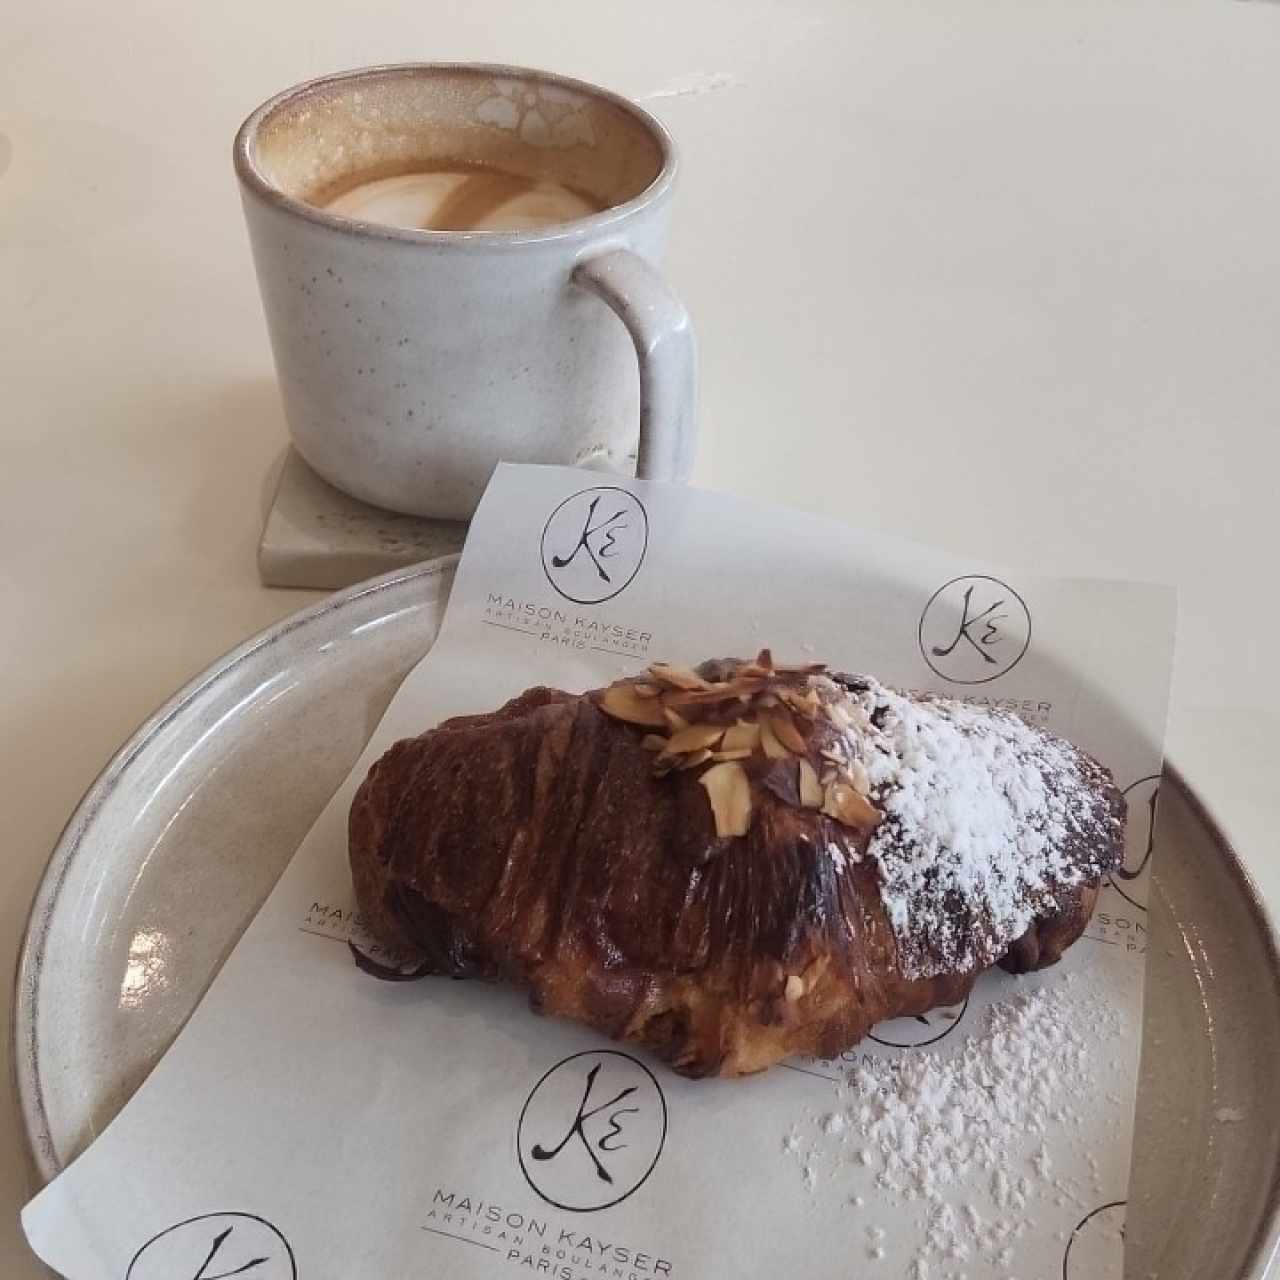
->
126, 1213, 296, 1280
517, 1050, 667, 1212
868, 996, 971, 1049
1108, 774, 1161, 912
540, 486, 649, 605
1061, 1201, 1126, 1279
918, 574, 1032, 685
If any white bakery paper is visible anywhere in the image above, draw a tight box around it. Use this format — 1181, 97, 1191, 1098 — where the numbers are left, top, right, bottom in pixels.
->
24, 464, 1175, 1280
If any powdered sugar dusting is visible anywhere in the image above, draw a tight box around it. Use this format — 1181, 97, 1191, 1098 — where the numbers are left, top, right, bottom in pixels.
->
820, 676, 1122, 979
785, 974, 1127, 1276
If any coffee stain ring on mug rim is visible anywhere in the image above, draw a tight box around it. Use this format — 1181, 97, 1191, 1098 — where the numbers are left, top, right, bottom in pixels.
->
234, 62, 677, 250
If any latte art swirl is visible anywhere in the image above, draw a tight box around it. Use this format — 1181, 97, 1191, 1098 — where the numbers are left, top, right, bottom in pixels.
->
324, 165, 602, 232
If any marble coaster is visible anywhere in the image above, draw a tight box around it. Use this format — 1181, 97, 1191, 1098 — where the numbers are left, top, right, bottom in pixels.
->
258, 447, 468, 590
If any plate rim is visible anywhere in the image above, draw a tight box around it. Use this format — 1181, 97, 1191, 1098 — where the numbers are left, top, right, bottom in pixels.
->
10, 556, 458, 1185
11, 557, 1280, 1278
1161, 764, 1280, 1279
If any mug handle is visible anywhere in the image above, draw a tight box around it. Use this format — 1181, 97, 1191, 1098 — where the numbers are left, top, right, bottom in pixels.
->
573, 249, 697, 483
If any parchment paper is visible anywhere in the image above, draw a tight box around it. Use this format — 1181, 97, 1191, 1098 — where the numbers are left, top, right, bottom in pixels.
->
24, 464, 1175, 1280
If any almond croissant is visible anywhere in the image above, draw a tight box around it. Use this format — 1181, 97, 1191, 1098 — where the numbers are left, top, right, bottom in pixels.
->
348, 654, 1124, 1077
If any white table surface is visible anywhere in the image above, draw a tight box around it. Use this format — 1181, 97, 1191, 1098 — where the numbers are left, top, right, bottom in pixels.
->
3, 0, 1278, 1272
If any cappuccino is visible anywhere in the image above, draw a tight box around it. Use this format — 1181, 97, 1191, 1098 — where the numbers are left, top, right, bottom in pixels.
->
236, 63, 693, 519
324, 164, 602, 232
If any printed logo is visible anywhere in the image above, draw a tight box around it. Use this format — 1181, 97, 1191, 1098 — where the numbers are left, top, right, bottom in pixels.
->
1062, 1200, 1126, 1279
126, 1213, 295, 1280
868, 996, 971, 1049
540, 487, 649, 605
918, 575, 1032, 685
1108, 774, 1160, 912
517, 1050, 667, 1213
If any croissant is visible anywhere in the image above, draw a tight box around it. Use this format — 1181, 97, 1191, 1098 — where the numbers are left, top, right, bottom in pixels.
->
348, 654, 1124, 1077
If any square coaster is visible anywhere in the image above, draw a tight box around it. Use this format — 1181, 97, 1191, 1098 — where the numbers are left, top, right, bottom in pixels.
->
258, 447, 468, 590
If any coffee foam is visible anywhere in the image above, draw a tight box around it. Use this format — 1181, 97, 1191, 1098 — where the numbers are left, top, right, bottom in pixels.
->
324, 167, 602, 232
249, 67, 664, 220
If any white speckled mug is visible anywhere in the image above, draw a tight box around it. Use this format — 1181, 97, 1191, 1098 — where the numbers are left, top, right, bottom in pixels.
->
235, 64, 696, 519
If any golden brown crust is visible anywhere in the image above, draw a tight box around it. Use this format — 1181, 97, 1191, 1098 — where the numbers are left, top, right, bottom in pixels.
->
348, 673, 1123, 1078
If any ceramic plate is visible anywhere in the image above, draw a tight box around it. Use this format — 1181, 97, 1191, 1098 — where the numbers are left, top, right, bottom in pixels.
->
13, 560, 1280, 1278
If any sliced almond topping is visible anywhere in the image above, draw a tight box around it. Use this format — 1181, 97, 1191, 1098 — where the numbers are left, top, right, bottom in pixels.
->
665, 723, 726, 754
601, 683, 668, 727
648, 662, 711, 692
780, 687, 821, 717
766, 707, 809, 755
676, 748, 714, 770
664, 676, 765, 706
827, 700, 855, 729
632, 681, 663, 699
641, 734, 668, 752
663, 706, 690, 732
710, 748, 754, 762
784, 974, 805, 1002
759, 715, 790, 759
822, 781, 883, 830
847, 759, 872, 796
721, 720, 762, 753
798, 758, 824, 808
699, 761, 753, 837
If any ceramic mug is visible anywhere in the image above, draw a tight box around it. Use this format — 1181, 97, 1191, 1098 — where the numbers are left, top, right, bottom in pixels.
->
234, 63, 696, 520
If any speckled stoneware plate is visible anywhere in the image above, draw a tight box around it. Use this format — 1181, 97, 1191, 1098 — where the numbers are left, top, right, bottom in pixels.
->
13, 560, 1280, 1278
